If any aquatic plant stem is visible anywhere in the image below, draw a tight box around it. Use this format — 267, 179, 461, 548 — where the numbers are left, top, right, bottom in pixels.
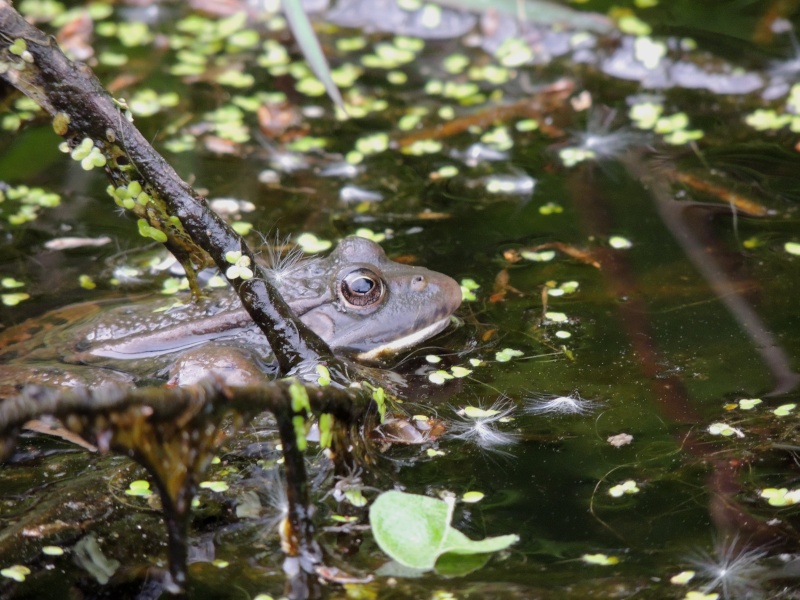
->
274, 402, 322, 599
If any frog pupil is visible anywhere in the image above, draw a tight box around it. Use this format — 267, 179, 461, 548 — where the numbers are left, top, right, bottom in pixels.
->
351, 277, 374, 294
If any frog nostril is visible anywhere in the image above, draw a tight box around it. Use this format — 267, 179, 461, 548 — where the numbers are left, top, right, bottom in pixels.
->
411, 275, 427, 291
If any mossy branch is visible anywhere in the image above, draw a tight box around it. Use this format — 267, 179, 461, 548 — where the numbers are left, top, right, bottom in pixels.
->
0, 1, 341, 378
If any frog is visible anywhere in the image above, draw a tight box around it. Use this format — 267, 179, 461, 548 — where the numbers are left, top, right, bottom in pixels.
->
0, 237, 462, 396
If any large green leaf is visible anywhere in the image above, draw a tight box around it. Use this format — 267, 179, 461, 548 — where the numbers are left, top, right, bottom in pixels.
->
369, 490, 519, 571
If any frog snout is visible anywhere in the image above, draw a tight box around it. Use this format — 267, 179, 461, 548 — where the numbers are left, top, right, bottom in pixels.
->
437, 274, 463, 316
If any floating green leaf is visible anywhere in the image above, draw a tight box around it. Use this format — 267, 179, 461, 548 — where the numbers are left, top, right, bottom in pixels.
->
462, 491, 484, 503
296, 233, 332, 253
581, 553, 619, 566
125, 479, 153, 497
199, 480, 229, 493
738, 398, 762, 410
608, 480, 639, 497
369, 491, 518, 571
1, 293, 30, 306
785, 242, 800, 256
495, 348, 523, 362
450, 366, 472, 378
1, 565, 31, 582
1, 278, 24, 289
670, 570, 695, 585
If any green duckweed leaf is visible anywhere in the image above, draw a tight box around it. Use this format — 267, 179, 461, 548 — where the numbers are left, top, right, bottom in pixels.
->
1, 565, 30, 582
199, 480, 229, 493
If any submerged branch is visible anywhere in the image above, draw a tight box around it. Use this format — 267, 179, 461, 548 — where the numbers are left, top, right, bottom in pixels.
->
0, 379, 371, 592
0, 379, 368, 437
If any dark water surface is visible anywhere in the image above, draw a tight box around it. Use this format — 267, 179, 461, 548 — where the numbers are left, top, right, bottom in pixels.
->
1, 1, 799, 598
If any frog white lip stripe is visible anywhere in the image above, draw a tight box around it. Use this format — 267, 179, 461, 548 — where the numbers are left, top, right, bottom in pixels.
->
356, 316, 452, 361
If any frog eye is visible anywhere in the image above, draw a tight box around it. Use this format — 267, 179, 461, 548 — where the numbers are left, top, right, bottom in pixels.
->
340, 268, 385, 308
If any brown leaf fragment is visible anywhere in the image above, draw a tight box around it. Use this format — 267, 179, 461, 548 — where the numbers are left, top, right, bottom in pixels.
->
23, 418, 98, 451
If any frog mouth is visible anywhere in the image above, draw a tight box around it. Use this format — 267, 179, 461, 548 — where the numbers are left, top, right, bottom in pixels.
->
355, 316, 453, 361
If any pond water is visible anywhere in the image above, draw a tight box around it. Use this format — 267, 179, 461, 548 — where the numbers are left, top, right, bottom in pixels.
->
1, 0, 799, 598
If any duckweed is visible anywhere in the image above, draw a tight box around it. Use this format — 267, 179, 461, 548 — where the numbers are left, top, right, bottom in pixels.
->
608, 480, 640, 497
428, 370, 454, 385
494, 37, 533, 67
759, 487, 800, 507
78, 275, 96, 290
0, 185, 61, 225
224, 252, 254, 280
520, 250, 556, 262
784, 241, 800, 255
296, 233, 332, 253
462, 491, 484, 503
609, 236, 633, 249
495, 348, 523, 362
199, 481, 230, 493
1, 293, 30, 306
137, 219, 167, 243
707, 422, 744, 437
161, 277, 189, 295
355, 133, 389, 155
616, 13, 651, 36
670, 570, 696, 585
450, 366, 472, 378
1, 565, 31, 582
125, 480, 153, 497
460, 278, 479, 301
539, 202, 563, 215
18, 0, 65, 21
442, 53, 469, 74
402, 139, 442, 155
1, 278, 23, 289
70, 138, 107, 170
683, 592, 718, 600
353, 228, 385, 243
737, 398, 762, 410
581, 553, 620, 566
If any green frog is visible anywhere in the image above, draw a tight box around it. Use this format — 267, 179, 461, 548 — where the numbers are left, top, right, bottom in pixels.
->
0, 237, 462, 396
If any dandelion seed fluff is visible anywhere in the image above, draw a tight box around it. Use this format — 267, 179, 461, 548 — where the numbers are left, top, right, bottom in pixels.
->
524, 392, 599, 416
688, 537, 769, 600
446, 400, 518, 452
